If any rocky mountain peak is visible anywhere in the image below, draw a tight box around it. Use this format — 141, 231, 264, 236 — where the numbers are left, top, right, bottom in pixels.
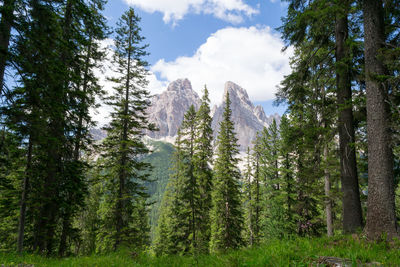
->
254, 105, 267, 122
145, 78, 201, 139
166, 78, 193, 93
224, 81, 253, 110
146, 78, 280, 151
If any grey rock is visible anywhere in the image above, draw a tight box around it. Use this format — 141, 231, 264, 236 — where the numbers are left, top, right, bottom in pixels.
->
146, 79, 281, 151
146, 78, 201, 138
212, 81, 280, 151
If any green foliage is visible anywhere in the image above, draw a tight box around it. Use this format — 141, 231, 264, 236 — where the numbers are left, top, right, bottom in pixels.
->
155, 88, 214, 256
210, 92, 243, 253
141, 140, 175, 241
97, 8, 154, 251
192, 86, 214, 254
154, 106, 199, 255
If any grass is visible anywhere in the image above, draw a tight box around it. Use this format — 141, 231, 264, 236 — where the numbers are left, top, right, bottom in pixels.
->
1, 235, 399, 266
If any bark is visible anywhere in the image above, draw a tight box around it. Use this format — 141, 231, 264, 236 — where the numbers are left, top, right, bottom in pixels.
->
335, 4, 363, 233
0, 0, 15, 97
363, 0, 398, 240
17, 136, 32, 253
324, 143, 333, 237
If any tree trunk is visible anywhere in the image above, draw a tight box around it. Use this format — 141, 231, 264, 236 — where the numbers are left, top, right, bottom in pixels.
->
335, 4, 363, 233
363, 0, 398, 240
324, 143, 333, 237
0, 0, 15, 97
17, 136, 32, 253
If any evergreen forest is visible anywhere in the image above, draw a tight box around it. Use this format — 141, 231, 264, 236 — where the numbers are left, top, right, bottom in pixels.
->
0, 0, 400, 266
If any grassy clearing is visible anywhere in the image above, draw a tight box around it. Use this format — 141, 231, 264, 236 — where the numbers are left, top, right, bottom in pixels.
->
1, 236, 399, 266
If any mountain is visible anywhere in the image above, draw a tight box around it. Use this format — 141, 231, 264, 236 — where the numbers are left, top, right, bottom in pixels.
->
93, 78, 280, 151
211, 81, 280, 150
147, 79, 280, 151
145, 78, 201, 139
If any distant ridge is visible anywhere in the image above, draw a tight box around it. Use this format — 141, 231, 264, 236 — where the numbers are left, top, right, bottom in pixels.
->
146, 78, 281, 151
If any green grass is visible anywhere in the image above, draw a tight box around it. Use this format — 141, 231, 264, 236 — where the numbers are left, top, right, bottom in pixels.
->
1, 236, 399, 266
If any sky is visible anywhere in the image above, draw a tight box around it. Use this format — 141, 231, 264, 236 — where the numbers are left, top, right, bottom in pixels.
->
93, 0, 292, 124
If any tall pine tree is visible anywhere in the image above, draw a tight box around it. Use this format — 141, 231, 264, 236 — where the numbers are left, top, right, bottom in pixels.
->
210, 92, 243, 252
99, 7, 154, 250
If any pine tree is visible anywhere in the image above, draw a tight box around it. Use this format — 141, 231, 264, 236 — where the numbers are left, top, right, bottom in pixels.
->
259, 120, 287, 239
0, 0, 16, 97
99, 7, 154, 250
210, 92, 243, 252
242, 147, 255, 246
278, 115, 297, 235
3, 0, 109, 254
154, 106, 198, 255
193, 86, 213, 253
280, 0, 363, 234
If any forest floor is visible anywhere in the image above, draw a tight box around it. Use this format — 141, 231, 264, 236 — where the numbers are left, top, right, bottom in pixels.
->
1, 235, 399, 266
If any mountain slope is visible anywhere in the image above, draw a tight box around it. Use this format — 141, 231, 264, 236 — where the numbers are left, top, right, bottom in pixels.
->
146, 78, 201, 139
147, 79, 280, 151
212, 81, 280, 150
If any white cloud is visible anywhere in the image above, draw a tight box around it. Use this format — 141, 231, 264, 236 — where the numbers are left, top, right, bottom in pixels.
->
151, 26, 293, 107
92, 26, 293, 126
123, 0, 258, 24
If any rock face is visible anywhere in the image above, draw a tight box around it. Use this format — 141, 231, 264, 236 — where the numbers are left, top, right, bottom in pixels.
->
147, 79, 280, 151
211, 81, 279, 151
146, 78, 201, 139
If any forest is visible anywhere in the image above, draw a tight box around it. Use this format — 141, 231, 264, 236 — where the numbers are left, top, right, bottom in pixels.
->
0, 0, 400, 266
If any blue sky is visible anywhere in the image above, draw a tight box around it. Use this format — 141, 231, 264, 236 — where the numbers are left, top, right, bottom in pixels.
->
96, 0, 291, 122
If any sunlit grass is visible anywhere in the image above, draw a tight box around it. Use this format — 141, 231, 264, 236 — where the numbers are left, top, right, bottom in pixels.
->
1, 235, 399, 266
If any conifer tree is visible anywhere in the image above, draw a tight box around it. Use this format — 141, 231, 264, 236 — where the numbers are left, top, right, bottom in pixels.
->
210, 92, 243, 252
280, 0, 363, 233
243, 147, 255, 245
0, 0, 16, 97
259, 120, 287, 239
193, 86, 213, 253
99, 7, 154, 250
154, 106, 198, 255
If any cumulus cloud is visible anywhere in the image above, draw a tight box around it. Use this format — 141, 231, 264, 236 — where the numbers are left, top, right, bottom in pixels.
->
92, 26, 293, 125
150, 26, 293, 106
123, 0, 258, 24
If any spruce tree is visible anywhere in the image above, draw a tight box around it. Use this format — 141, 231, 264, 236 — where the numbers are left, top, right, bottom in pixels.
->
154, 106, 198, 255
99, 7, 154, 250
279, 0, 364, 233
210, 92, 243, 252
259, 120, 287, 239
193, 86, 213, 253
242, 147, 255, 246
0, 0, 16, 97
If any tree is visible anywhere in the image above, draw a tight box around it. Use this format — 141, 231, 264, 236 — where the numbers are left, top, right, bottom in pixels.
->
363, 0, 398, 240
0, 0, 16, 98
210, 92, 243, 252
335, 0, 363, 233
280, 0, 363, 234
193, 86, 213, 253
99, 7, 154, 250
260, 120, 287, 239
154, 106, 199, 255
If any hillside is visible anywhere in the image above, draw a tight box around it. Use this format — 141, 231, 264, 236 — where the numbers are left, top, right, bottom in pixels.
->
141, 140, 175, 240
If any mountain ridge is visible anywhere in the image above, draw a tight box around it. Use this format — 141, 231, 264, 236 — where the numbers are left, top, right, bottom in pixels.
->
147, 78, 280, 151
